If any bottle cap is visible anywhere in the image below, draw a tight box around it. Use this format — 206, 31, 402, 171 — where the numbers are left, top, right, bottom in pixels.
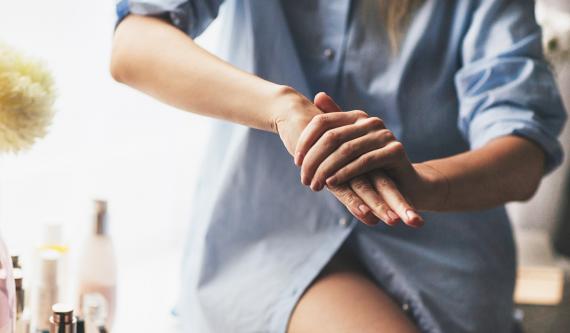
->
51, 303, 75, 324
43, 223, 63, 245
11, 254, 21, 269
94, 200, 108, 236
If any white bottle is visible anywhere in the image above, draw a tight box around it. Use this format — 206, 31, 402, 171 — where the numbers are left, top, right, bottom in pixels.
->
32, 251, 60, 333
37, 223, 69, 304
77, 200, 116, 331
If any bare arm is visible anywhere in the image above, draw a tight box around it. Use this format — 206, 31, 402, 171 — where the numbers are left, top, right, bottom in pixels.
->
419, 135, 545, 211
295, 95, 546, 213
111, 15, 311, 136
110, 15, 424, 227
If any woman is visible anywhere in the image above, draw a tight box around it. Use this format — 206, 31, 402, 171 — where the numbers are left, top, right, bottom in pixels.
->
111, 0, 567, 332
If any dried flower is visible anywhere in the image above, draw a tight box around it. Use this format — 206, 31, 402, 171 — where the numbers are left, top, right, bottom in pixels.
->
0, 43, 55, 153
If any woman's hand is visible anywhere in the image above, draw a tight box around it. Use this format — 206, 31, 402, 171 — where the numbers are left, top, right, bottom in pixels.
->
272, 89, 423, 226
329, 170, 424, 227
296, 93, 442, 224
295, 94, 417, 191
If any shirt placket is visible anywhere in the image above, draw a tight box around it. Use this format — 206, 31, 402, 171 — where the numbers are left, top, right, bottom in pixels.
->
315, 0, 352, 97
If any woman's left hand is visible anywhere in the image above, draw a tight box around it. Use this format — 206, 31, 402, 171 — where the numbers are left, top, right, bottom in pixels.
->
295, 93, 443, 212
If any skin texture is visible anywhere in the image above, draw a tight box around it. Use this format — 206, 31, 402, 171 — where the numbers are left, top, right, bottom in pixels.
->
111, 14, 546, 332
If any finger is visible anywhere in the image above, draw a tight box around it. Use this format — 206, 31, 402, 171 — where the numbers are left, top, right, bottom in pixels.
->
349, 176, 399, 226
327, 184, 380, 226
314, 92, 342, 114
326, 141, 405, 187
310, 126, 393, 191
294, 110, 368, 167
371, 171, 424, 228
301, 117, 385, 189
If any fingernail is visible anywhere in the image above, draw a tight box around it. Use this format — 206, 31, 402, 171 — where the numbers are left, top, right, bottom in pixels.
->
387, 210, 399, 224
359, 205, 370, 216
301, 173, 308, 186
405, 209, 424, 228
294, 152, 300, 166
326, 177, 337, 186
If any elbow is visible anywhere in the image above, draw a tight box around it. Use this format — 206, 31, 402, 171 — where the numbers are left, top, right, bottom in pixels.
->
109, 19, 133, 84
516, 181, 540, 202
514, 173, 542, 202
110, 43, 127, 83
511, 138, 548, 202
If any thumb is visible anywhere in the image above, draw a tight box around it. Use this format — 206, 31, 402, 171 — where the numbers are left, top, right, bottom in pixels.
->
314, 92, 342, 113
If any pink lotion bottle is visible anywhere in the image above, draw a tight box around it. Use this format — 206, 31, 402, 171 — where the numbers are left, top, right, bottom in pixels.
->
77, 200, 116, 331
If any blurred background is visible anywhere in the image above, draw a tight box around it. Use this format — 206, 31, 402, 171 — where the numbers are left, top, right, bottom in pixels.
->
0, 0, 568, 332
0, 0, 222, 331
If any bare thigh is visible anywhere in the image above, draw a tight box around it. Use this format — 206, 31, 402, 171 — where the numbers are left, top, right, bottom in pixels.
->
287, 244, 419, 333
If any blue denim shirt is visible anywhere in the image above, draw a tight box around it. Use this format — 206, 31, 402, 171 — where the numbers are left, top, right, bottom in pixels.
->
116, 1, 567, 332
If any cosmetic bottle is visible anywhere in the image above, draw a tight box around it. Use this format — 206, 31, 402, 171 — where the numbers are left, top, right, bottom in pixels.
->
37, 224, 69, 303
13, 264, 29, 333
82, 293, 107, 333
75, 319, 84, 333
0, 230, 15, 333
49, 304, 76, 333
77, 201, 116, 331
14, 275, 29, 333
32, 251, 60, 333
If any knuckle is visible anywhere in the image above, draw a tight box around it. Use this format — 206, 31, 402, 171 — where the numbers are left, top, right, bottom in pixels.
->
340, 142, 354, 156
368, 117, 385, 129
360, 153, 375, 166
373, 201, 388, 213
351, 179, 368, 191
353, 110, 368, 119
378, 129, 395, 142
389, 141, 405, 157
345, 194, 358, 207
324, 130, 340, 146
328, 187, 342, 197
313, 114, 329, 126
375, 176, 391, 189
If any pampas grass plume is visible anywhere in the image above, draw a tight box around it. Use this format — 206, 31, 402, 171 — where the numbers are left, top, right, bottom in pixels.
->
0, 43, 55, 153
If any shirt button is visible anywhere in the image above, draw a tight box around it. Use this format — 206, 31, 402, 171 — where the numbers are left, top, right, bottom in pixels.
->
323, 48, 335, 60
402, 303, 410, 312
338, 217, 349, 227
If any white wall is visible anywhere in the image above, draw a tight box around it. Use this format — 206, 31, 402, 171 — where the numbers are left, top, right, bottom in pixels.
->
0, 0, 219, 331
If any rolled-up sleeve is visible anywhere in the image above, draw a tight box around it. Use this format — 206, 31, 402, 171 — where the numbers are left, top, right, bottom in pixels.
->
115, 0, 224, 38
455, 0, 567, 173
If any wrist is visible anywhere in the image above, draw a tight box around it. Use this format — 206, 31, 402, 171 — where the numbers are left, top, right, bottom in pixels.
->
269, 85, 320, 134
412, 162, 450, 211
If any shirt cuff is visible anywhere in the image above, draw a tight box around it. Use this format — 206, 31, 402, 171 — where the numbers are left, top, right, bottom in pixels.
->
468, 106, 564, 174
115, 0, 191, 33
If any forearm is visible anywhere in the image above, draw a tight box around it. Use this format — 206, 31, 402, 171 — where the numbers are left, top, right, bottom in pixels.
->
111, 15, 308, 132
417, 136, 545, 212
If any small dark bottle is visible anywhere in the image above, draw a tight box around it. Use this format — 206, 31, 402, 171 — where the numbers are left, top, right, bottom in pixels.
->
49, 304, 77, 333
